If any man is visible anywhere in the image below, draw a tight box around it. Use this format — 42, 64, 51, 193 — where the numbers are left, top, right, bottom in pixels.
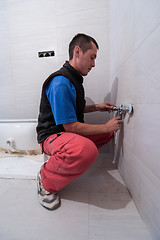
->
36, 33, 122, 211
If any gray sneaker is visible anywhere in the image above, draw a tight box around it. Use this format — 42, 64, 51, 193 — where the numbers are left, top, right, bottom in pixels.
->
37, 171, 61, 210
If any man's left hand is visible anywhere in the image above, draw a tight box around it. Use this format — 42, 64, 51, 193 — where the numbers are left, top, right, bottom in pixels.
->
96, 102, 116, 112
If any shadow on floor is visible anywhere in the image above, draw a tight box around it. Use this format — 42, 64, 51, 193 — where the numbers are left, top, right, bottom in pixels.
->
60, 159, 131, 210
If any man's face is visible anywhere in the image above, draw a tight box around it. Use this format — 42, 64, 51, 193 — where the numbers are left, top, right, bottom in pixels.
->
76, 42, 97, 76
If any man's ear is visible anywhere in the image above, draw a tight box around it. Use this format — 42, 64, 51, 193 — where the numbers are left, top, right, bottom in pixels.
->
74, 46, 81, 58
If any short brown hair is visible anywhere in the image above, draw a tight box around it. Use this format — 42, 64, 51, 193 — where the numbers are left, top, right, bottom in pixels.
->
69, 33, 99, 60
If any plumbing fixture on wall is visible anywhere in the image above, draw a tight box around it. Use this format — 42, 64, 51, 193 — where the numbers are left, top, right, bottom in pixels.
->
112, 104, 133, 119
112, 104, 134, 164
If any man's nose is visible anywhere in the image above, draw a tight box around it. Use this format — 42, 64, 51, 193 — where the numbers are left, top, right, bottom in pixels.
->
92, 59, 95, 67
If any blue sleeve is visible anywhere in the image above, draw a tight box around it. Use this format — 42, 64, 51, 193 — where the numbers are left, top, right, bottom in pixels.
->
46, 75, 77, 125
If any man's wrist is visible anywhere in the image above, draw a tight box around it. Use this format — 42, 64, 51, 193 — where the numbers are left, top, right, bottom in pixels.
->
95, 104, 99, 111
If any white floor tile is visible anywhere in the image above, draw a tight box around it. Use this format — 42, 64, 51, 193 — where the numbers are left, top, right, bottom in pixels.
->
0, 154, 152, 240
89, 201, 151, 240
0, 155, 43, 179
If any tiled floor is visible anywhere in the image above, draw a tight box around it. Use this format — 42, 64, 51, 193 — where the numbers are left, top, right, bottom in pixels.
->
0, 153, 151, 240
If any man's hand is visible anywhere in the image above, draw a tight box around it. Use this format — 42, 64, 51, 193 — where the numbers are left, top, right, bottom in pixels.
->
96, 102, 116, 112
105, 116, 122, 132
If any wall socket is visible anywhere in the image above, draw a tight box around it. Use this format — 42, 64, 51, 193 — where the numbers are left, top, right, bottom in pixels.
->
38, 51, 55, 58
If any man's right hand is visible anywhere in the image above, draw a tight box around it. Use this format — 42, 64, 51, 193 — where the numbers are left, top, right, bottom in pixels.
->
105, 116, 123, 132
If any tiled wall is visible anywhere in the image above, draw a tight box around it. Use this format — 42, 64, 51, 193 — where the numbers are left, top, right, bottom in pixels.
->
110, 0, 160, 239
0, 0, 110, 122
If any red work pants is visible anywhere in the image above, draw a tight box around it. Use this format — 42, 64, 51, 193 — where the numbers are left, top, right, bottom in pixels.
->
40, 132, 114, 192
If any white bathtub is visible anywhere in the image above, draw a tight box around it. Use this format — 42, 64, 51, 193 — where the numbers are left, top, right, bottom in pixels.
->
0, 119, 40, 152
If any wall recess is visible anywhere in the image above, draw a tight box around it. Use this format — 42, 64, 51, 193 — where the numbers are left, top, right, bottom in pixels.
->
38, 51, 55, 58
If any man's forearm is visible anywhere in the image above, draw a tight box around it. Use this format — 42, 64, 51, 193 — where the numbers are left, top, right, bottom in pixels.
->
84, 102, 116, 113
84, 104, 99, 113
63, 121, 107, 135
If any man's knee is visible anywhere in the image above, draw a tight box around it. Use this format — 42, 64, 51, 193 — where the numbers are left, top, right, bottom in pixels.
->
76, 136, 99, 168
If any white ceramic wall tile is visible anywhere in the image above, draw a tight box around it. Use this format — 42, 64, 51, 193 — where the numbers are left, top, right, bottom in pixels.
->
110, 0, 135, 77
0, 0, 110, 122
132, 104, 160, 178
110, 0, 160, 79
134, 0, 160, 49
133, 25, 160, 104
7, 0, 57, 34
110, 58, 135, 105
110, 1, 160, 239
57, 0, 108, 16
0, 86, 16, 118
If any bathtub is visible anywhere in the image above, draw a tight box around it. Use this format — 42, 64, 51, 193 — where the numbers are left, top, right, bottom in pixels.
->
0, 119, 40, 152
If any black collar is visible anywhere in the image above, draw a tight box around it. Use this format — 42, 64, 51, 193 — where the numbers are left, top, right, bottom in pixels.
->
63, 61, 83, 84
